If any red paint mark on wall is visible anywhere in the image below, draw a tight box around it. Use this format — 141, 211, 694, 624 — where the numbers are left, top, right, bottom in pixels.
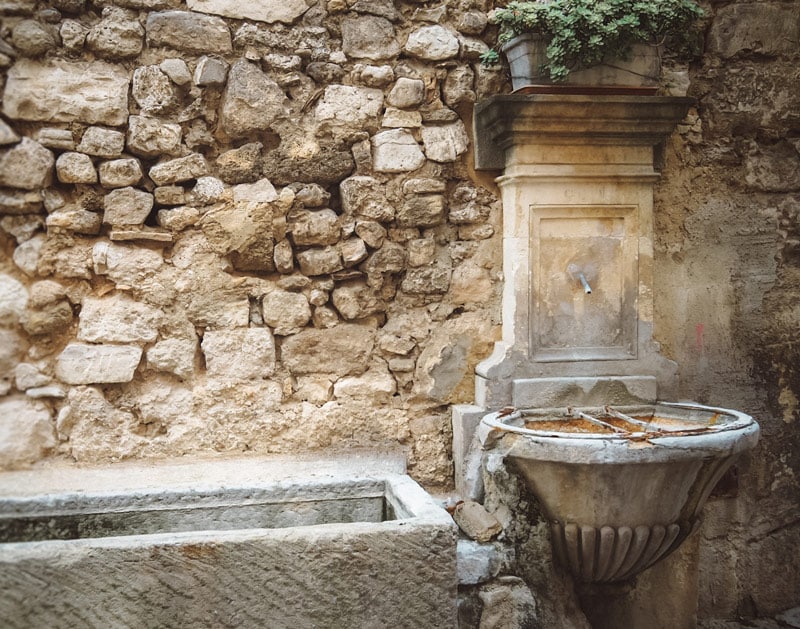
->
695, 323, 704, 351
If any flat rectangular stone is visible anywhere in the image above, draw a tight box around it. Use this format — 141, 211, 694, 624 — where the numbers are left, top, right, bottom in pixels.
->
3, 60, 130, 126
187, 0, 309, 23
110, 228, 174, 243
145, 10, 232, 54
56, 343, 142, 385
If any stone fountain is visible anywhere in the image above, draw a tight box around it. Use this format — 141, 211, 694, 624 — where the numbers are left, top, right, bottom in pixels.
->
454, 95, 759, 626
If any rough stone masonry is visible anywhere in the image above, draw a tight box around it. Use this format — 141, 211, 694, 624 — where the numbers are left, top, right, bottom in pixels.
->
0, 0, 503, 488
0, 0, 799, 623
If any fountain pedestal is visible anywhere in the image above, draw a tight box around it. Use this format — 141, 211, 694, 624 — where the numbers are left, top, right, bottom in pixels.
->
455, 95, 759, 627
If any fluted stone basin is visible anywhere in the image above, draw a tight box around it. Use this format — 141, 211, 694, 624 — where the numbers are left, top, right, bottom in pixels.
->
480, 402, 759, 583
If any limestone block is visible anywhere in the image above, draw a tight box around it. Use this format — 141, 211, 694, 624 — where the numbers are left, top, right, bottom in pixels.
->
104, 187, 154, 226
46, 209, 102, 235
190, 177, 225, 205
96, 242, 164, 284
340, 237, 368, 267
340, 176, 395, 221
77, 126, 125, 158
0, 119, 20, 145
407, 238, 436, 267
187, 0, 308, 23
262, 143, 354, 186
403, 178, 446, 194
289, 209, 340, 246
0, 274, 28, 325
132, 66, 176, 114
201, 328, 276, 378
355, 221, 386, 248
0, 397, 55, 468
453, 500, 502, 542
11, 20, 57, 57
78, 294, 163, 343
193, 56, 229, 87
331, 282, 386, 320
145, 11, 232, 54
357, 64, 395, 88
397, 195, 445, 228
26, 386, 67, 399
263, 54, 303, 72
315, 85, 384, 132
14, 363, 50, 390
421, 122, 470, 163
154, 186, 186, 206
362, 242, 406, 275
60, 19, 88, 50
146, 337, 197, 379
0, 329, 25, 377
371, 129, 425, 173
297, 246, 343, 276
443, 65, 476, 107
3, 60, 129, 126
56, 152, 97, 184
457, 9, 488, 35
0, 138, 54, 190
220, 60, 288, 137
281, 324, 374, 376
312, 305, 339, 328
157, 207, 199, 231
333, 364, 396, 399
341, 16, 400, 61
35, 128, 75, 151
86, 7, 144, 58
127, 116, 182, 158
232, 178, 277, 203
261, 289, 311, 335
99, 158, 143, 188
159, 58, 192, 85
149, 153, 209, 185
387, 78, 425, 109
56, 343, 143, 384
404, 25, 460, 61
200, 200, 273, 270
294, 184, 330, 208
306, 62, 345, 84
382, 108, 423, 129
215, 142, 262, 184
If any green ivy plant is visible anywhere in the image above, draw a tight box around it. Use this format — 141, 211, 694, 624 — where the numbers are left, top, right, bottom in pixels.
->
480, 0, 704, 81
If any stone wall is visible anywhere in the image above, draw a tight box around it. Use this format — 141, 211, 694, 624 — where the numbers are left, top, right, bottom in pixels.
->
1, 0, 799, 621
653, 1, 800, 620
0, 0, 503, 487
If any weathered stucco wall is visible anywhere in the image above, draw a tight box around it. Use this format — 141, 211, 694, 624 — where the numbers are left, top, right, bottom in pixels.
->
0, 0, 798, 621
653, 1, 800, 619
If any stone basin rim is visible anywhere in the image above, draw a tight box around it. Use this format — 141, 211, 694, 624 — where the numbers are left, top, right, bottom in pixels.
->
482, 401, 759, 453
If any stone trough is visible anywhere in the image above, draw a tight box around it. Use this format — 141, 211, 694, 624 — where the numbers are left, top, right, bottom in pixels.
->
0, 455, 457, 628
